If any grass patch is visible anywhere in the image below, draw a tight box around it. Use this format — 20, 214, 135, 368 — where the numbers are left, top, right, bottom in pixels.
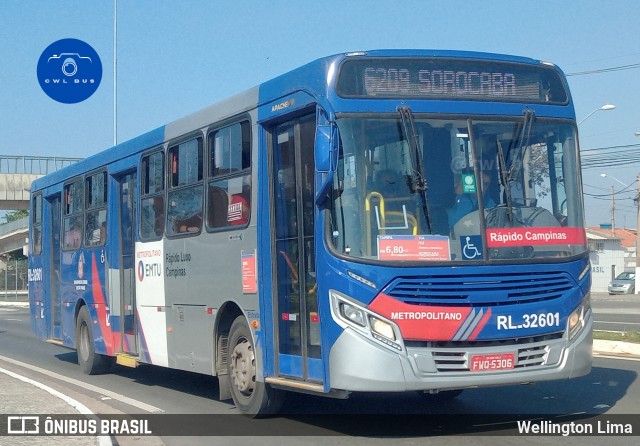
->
593, 330, 640, 344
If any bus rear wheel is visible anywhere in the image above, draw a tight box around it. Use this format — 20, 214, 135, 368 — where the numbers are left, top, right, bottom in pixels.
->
76, 306, 111, 375
227, 316, 283, 417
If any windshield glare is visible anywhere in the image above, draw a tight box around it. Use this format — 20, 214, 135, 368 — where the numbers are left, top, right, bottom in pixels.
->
329, 116, 586, 263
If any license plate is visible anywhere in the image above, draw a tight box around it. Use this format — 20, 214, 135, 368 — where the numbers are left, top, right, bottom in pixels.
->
470, 353, 515, 372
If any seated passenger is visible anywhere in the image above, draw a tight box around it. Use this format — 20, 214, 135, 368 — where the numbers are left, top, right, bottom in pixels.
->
88, 221, 107, 245
175, 213, 202, 233
64, 222, 81, 249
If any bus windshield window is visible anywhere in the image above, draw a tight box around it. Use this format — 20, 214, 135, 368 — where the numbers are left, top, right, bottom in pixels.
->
329, 116, 586, 263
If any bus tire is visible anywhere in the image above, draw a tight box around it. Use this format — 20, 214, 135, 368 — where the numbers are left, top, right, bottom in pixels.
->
76, 306, 111, 375
227, 316, 283, 417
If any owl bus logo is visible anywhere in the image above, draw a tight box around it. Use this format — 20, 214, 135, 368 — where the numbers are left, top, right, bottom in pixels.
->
37, 38, 102, 104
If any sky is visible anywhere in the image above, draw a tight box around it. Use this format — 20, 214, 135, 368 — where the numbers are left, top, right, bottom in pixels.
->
1, 0, 639, 227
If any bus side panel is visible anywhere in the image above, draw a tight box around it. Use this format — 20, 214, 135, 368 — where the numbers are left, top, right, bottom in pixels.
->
28, 250, 47, 340
161, 229, 259, 374
58, 248, 111, 353
60, 250, 82, 347
136, 240, 169, 367
86, 248, 114, 355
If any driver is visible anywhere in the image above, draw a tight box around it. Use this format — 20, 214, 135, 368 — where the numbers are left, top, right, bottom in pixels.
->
447, 172, 496, 227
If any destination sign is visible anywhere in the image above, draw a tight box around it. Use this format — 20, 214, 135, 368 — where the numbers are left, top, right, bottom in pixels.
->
336, 58, 568, 104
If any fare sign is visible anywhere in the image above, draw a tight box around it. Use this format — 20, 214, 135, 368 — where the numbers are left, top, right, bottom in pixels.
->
378, 235, 450, 261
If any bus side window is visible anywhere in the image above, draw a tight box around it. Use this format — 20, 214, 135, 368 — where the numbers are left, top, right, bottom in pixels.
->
207, 185, 228, 228
206, 176, 251, 229
140, 150, 165, 239
63, 180, 83, 250
141, 196, 165, 238
85, 171, 107, 247
32, 194, 43, 255
166, 138, 203, 236
206, 120, 251, 231
64, 216, 82, 249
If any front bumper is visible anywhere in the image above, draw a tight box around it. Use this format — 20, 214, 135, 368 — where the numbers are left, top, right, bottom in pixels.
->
328, 314, 592, 392
608, 287, 631, 294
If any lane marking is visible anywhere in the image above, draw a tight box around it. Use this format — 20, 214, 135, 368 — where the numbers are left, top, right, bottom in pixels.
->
0, 366, 112, 446
0, 355, 164, 413
594, 354, 640, 362
594, 320, 640, 326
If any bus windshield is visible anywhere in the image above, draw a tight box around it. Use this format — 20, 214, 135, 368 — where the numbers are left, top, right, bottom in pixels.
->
329, 115, 586, 263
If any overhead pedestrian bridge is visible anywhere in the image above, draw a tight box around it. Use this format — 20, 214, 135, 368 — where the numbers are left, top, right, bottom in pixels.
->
0, 156, 83, 298
0, 155, 82, 210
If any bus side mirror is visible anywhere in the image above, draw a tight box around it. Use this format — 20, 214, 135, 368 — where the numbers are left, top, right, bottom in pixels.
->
315, 124, 333, 173
315, 124, 338, 207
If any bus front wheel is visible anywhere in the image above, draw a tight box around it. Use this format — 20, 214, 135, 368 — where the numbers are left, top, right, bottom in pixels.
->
76, 306, 111, 375
227, 316, 283, 417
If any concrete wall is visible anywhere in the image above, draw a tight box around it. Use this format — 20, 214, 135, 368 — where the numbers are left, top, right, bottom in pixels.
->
0, 217, 29, 256
0, 173, 41, 210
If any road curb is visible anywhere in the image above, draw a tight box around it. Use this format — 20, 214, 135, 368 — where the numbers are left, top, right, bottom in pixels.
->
593, 339, 640, 358
0, 356, 165, 445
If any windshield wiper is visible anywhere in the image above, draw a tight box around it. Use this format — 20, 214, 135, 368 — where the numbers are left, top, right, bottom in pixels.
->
507, 109, 535, 182
397, 105, 432, 233
496, 139, 514, 224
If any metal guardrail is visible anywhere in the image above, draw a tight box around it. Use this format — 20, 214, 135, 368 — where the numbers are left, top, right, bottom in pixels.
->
0, 155, 82, 175
0, 289, 27, 301
0, 256, 27, 300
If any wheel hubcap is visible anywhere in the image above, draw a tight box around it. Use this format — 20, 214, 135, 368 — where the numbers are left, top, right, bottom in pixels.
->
230, 337, 255, 395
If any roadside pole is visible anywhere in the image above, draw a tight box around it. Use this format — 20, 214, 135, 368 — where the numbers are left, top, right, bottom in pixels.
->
636, 174, 640, 294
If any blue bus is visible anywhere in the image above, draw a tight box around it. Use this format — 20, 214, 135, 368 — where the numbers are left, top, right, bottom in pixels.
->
29, 50, 592, 416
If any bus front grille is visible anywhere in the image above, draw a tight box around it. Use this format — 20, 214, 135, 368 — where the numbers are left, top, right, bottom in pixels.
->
431, 342, 552, 373
385, 271, 573, 306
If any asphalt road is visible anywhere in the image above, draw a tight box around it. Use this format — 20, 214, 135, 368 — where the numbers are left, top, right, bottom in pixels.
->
1, 302, 639, 445
591, 292, 640, 332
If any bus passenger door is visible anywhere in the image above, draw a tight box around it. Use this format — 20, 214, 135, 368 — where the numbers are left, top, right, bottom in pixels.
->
271, 113, 322, 383
48, 194, 62, 340
116, 171, 138, 355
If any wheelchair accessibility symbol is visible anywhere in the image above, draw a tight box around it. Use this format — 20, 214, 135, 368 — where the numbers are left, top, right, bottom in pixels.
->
461, 235, 483, 260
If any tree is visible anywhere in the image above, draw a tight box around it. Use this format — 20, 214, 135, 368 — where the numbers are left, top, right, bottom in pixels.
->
2, 210, 28, 224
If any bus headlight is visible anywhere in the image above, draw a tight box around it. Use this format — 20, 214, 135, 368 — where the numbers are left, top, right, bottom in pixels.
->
330, 290, 404, 351
340, 302, 366, 327
568, 310, 580, 331
568, 293, 591, 341
370, 317, 396, 341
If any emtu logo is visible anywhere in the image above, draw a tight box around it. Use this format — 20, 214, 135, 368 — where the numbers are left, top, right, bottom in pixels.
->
37, 38, 102, 104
